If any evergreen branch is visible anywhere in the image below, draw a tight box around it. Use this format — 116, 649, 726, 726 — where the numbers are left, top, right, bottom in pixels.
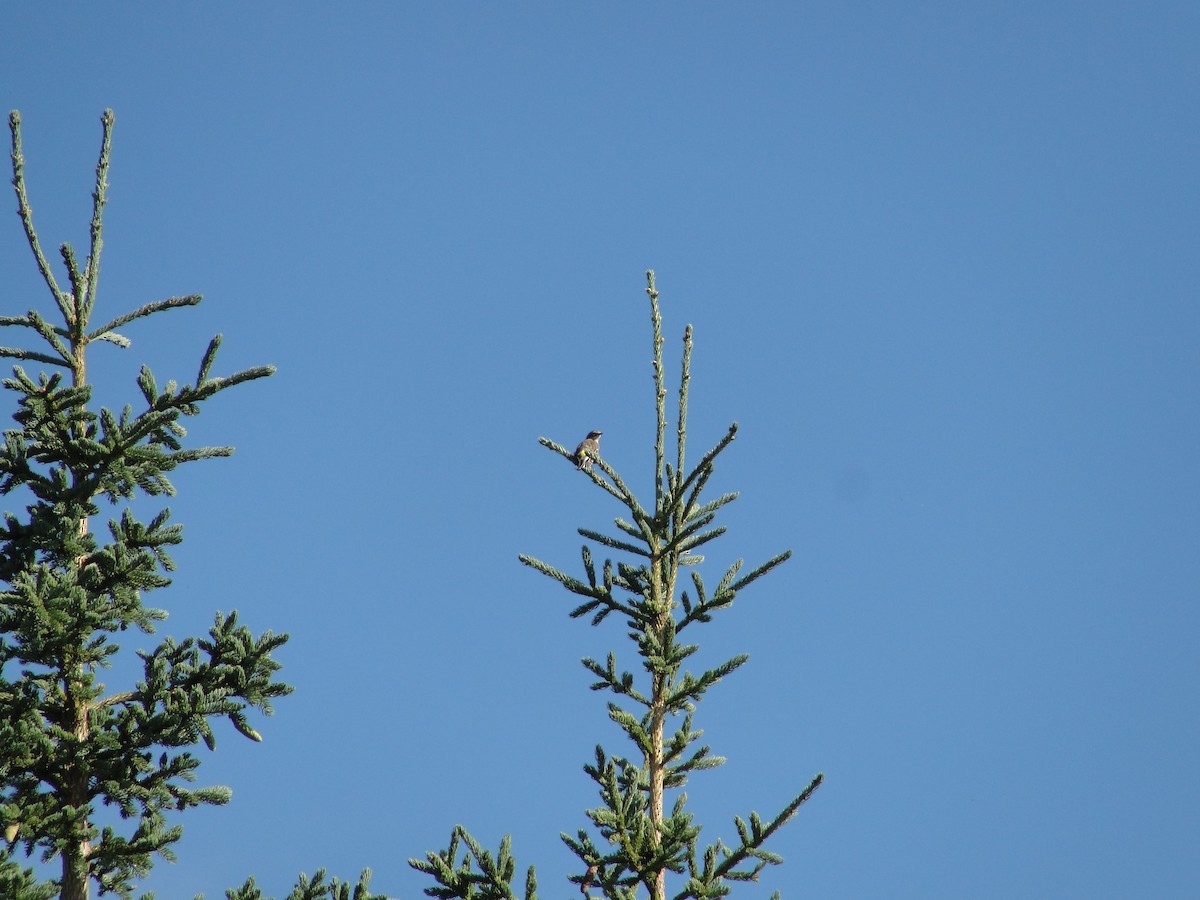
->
668, 511, 715, 546
664, 655, 748, 710
561, 829, 639, 899
81, 109, 115, 325
565, 548, 641, 625
582, 600, 634, 627
87, 295, 203, 344
675, 324, 692, 518
673, 526, 726, 556
591, 455, 655, 534
107, 354, 274, 464
611, 561, 654, 615
0, 347, 70, 368
581, 750, 661, 881
672, 464, 713, 533
659, 714, 727, 788
677, 563, 739, 631
664, 744, 724, 784
194, 364, 277, 398
681, 492, 738, 526
136, 364, 158, 404
8, 111, 72, 324
222, 868, 388, 900
612, 517, 644, 540
0, 315, 44, 329
408, 826, 534, 900
536, 436, 626, 508
23, 310, 73, 364
712, 559, 742, 598
676, 551, 787, 633
608, 704, 652, 757
92, 331, 130, 348
59, 244, 86, 334
109, 610, 292, 762
578, 527, 649, 558
581, 544, 597, 588
0, 860, 52, 900
648, 270, 666, 518
677, 424, 738, 502
164, 445, 236, 465
580, 654, 649, 704
535, 435, 575, 462
690, 773, 823, 896
517, 553, 595, 598
728, 550, 792, 594
533, 437, 655, 535
197, 334, 222, 382
569, 596, 640, 628
665, 506, 728, 557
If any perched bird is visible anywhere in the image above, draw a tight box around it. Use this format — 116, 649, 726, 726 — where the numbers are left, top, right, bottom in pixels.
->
574, 430, 602, 471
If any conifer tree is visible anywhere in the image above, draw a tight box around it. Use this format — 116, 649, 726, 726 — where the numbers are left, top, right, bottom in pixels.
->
411, 272, 823, 899
0, 111, 384, 900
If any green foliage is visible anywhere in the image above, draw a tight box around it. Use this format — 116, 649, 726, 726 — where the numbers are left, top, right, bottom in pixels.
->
410, 828, 536, 900
0, 109, 301, 900
220, 869, 389, 900
412, 272, 822, 899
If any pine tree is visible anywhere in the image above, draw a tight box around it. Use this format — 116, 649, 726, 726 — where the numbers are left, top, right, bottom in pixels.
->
0, 110, 384, 900
411, 272, 823, 899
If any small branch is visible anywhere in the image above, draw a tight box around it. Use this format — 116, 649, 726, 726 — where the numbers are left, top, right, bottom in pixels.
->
0, 346, 71, 367
536, 436, 655, 532
517, 552, 596, 596
729, 549, 792, 594
81, 109, 115, 326
87, 295, 202, 343
710, 773, 825, 885
675, 323, 692, 516
26, 308, 74, 363
95, 691, 137, 709
60, 243, 87, 328
578, 527, 651, 558
677, 423, 738, 501
592, 454, 655, 536
648, 269, 666, 519
9, 110, 73, 324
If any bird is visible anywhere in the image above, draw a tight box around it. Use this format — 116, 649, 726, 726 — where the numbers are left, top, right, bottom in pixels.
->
574, 430, 602, 471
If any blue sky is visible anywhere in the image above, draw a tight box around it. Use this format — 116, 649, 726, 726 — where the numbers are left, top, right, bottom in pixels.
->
3, 3, 1198, 898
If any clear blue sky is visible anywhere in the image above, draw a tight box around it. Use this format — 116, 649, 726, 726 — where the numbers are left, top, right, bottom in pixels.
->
3, 4, 1198, 898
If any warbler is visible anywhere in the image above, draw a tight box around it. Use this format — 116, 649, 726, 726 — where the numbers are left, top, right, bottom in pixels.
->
574, 431, 602, 471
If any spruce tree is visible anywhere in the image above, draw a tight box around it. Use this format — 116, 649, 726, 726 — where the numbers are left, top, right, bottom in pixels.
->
0, 110, 382, 900
411, 272, 823, 899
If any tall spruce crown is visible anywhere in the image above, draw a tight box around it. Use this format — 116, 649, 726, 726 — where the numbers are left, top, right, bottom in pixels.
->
0, 109, 301, 900
411, 271, 822, 900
